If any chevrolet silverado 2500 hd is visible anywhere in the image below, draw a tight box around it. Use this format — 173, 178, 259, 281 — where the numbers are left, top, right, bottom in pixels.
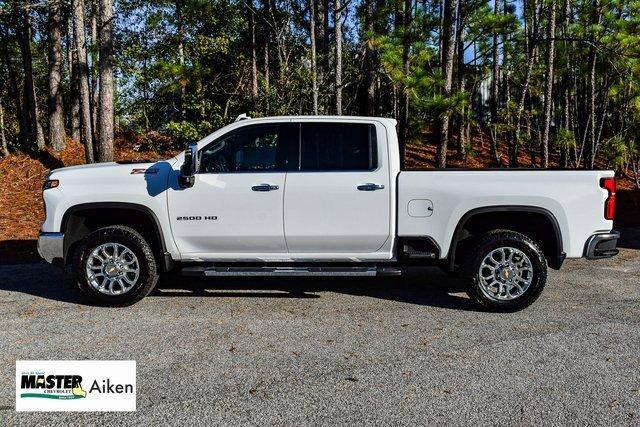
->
37, 116, 619, 310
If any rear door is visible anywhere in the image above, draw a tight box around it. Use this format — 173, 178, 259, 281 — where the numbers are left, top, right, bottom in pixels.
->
283, 121, 391, 253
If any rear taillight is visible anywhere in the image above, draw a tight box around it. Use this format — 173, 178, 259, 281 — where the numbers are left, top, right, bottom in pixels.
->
600, 177, 616, 220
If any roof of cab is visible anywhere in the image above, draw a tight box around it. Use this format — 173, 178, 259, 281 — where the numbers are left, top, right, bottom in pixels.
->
233, 114, 397, 126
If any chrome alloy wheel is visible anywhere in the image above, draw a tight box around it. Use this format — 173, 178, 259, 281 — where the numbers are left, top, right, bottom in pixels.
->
478, 246, 533, 301
85, 243, 140, 296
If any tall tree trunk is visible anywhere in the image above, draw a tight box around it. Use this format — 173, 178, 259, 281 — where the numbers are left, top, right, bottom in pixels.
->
397, 0, 411, 160
0, 101, 8, 156
501, 0, 511, 157
48, 0, 66, 151
264, 38, 270, 113
540, 0, 556, 168
363, 0, 375, 116
456, 0, 466, 159
177, 0, 187, 118
262, 0, 271, 113
561, 83, 570, 168
436, 0, 458, 168
334, 0, 343, 115
310, 0, 318, 114
272, 1, 286, 85
90, 0, 99, 138
585, 46, 598, 169
438, 1, 444, 65
512, 0, 538, 167
316, 0, 326, 112
98, 0, 115, 162
67, 19, 81, 141
16, 2, 46, 152
72, 0, 95, 163
559, 0, 571, 168
249, 0, 258, 107
585, 2, 601, 169
323, 0, 330, 71
488, 0, 500, 166
1, 25, 29, 149
394, 2, 404, 128
141, 37, 150, 131
70, 58, 81, 141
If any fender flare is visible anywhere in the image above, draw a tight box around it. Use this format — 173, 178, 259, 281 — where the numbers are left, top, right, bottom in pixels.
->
60, 202, 173, 271
447, 205, 564, 271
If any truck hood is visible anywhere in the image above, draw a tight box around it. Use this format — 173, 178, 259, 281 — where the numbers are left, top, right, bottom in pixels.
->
47, 160, 178, 199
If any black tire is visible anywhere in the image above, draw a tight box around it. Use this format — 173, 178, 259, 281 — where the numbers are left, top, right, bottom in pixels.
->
74, 225, 159, 306
461, 230, 547, 312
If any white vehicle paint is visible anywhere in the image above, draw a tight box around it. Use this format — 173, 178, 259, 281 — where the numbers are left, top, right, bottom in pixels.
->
398, 170, 613, 258
37, 115, 619, 308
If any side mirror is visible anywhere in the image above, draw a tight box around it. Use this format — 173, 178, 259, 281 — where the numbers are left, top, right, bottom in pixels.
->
179, 142, 199, 188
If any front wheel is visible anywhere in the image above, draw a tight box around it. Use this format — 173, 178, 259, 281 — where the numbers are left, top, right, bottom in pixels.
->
462, 230, 547, 312
74, 225, 159, 306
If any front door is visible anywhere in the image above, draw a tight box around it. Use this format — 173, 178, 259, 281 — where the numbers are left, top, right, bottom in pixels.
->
284, 121, 391, 254
168, 123, 297, 257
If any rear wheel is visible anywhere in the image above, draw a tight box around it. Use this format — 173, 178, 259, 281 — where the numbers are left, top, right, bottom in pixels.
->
462, 230, 547, 312
74, 225, 158, 306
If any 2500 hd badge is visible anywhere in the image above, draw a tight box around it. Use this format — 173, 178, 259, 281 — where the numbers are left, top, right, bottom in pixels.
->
176, 215, 217, 220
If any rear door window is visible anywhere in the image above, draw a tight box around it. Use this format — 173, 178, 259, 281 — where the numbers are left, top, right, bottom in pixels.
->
300, 123, 377, 171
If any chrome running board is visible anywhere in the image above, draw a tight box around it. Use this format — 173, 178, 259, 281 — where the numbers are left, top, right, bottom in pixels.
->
182, 266, 402, 277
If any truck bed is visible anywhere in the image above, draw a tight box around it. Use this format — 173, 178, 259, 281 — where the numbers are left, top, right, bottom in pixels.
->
398, 170, 614, 259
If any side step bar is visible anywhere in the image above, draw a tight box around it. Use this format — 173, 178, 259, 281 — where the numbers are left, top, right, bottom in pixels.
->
182, 266, 402, 277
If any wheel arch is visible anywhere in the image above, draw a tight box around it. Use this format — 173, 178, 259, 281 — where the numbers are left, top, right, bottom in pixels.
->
60, 202, 173, 271
447, 205, 564, 271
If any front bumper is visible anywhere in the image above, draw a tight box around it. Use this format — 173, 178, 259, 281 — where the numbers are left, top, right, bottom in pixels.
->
584, 231, 620, 259
37, 232, 64, 264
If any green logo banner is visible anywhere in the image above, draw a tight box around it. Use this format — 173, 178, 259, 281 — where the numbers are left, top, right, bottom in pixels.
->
20, 393, 85, 400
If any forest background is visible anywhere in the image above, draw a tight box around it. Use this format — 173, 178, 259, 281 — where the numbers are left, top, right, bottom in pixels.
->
1, 0, 639, 261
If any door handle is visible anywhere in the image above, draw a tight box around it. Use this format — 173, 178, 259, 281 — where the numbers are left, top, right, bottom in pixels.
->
357, 183, 385, 191
251, 183, 279, 192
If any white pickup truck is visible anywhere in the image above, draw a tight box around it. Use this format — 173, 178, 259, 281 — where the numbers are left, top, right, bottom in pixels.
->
38, 116, 619, 310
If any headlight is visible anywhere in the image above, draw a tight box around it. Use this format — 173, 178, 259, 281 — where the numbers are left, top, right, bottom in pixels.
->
43, 179, 59, 190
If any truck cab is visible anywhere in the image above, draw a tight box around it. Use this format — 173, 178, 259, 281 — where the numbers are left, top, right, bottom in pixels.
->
169, 116, 398, 261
